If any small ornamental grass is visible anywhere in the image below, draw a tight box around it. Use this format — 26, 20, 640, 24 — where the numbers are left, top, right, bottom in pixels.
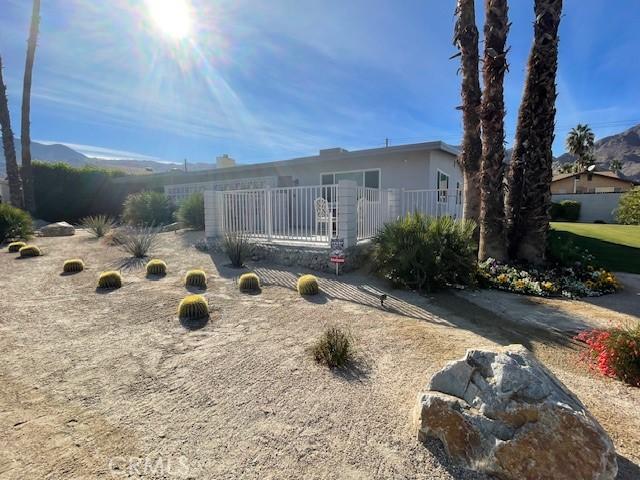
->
297, 274, 319, 296
185, 269, 207, 289
178, 295, 209, 320
146, 259, 167, 276
116, 225, 159, 258
19, 245, 41, 258
63, 259, 84, 273
80, 214, 116, 238
97, 270, 122, 289
8, 241, 26, 253
238, 272, 260, 292
311, 327, 354, 368
223, 232, 251, 268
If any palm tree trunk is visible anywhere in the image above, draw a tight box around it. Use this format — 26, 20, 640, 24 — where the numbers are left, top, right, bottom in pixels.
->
0, 56, 23, 208
506, 0, 562, 263
454, 0, 482, 229
478, 0, 509, 261
21, 0, 40, 214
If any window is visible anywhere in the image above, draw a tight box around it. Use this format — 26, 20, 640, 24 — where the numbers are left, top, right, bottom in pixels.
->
437, 170, 449, 202
320, 169, 380, 189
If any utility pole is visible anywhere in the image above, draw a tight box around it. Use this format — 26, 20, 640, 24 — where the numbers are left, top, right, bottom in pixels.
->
385, 138, 389, 147
184, 158, 188, 172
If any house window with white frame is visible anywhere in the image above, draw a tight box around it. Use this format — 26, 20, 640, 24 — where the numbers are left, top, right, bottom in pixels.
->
320, 169, 380, 189
437, 170, 449, 203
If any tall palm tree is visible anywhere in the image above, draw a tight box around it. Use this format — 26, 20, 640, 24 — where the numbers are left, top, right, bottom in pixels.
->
453, 0, 482, 228
0, 56, 23, 208
506, 0, 562, 263
565, 123, 595, 171
478, 0, 509, 261
21, 0, 41, 214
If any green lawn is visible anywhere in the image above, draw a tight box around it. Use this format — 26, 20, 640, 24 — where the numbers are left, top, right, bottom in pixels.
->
551, 222, 640, 273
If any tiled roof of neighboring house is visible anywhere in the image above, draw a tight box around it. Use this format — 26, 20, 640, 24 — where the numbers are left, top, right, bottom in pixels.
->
552, 170, 635, 183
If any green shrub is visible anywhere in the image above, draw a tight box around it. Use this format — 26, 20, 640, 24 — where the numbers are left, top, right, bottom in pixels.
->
185, 269, 207, 289
122, 190, 175, 226
373, 214, 476, 292
223, 232, 251, 268
97, 270, 122, 289
178, 295, 209, 320
0, 204, 33, 243
63, 259, 84, 273
297, 274, 319, 296
80, 214, 115, 238
311, 327, 353, 368
238, 272, 260, 292
559, 200, 581, 222
19, 245, 41, 258
7, 241, 26, 252
615, 187, 640, 225
177, 192, 204, 230
116, 226, 158, 258
550, 202, 563, 221
146, 259, 167, 276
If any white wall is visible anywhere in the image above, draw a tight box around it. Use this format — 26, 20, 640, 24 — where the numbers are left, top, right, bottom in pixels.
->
552, 193, 623, 223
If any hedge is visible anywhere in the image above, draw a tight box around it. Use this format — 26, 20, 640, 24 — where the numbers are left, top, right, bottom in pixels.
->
550, 200, 581, 222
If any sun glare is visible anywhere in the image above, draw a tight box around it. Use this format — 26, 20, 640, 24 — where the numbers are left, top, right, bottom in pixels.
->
146, 0, 193, 40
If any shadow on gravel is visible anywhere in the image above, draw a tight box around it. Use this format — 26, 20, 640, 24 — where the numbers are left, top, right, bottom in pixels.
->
110, 256, 146, 271
179, 314, 209, 330
419, 438, 489, 480
617, 454, 640, 480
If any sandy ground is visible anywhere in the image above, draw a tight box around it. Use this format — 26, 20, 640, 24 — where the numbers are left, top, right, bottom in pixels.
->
0, 230, 638, 479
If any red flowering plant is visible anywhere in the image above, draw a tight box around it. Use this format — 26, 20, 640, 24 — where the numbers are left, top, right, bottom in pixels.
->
575, 322, 640, 387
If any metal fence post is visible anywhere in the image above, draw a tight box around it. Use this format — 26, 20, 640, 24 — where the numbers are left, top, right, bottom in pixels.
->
265, 186, 273, 241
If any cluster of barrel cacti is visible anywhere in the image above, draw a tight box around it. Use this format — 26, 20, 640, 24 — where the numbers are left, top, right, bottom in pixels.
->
178, 294, 209, 320
185, 269, 207, 288
97, 271, 123, 289
7, 241, 26, 253
146, 259, 167, 276
63, 259, 85, 273
297, 274, 319, 296
18, 245, 41, 258
238, 272, 260, 292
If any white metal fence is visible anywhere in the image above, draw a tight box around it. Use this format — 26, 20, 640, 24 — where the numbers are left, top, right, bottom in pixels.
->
402, 189, 463, 219
356, 187, 391, 240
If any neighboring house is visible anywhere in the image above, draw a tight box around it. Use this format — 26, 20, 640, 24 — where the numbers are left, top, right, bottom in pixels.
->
551, 170, 635, 194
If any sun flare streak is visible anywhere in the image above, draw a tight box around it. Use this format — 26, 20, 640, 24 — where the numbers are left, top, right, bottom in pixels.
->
146, 0, 193, 39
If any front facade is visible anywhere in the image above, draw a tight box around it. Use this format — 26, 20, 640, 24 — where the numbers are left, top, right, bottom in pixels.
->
551, 171, 635, 194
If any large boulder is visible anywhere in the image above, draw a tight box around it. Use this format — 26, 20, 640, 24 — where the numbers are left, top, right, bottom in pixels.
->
414, 345, 617, 480
40, 221, 75, 237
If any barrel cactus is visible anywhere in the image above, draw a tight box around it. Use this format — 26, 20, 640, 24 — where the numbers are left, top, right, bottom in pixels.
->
238, 272, 260, 292
185, 269, 207, 289
19, 245, 41, 258
63, 259, 84, 273
178, 294, 209, 320
8, 241, 26, 253
146, 259, 167, 276
97, 270, 122, 289
297, 274, 319, 296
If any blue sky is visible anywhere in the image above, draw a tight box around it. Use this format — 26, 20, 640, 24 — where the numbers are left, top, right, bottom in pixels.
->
1, 0, 639, 165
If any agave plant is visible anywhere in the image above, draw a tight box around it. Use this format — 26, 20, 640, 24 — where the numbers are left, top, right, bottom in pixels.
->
223, 232, 251, 268
116, 225, 159, 258
80, 214, 115, 238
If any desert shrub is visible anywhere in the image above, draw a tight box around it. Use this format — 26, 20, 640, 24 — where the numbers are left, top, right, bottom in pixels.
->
19, 245, 41, 258
559, 200, 581, 222
0, 204, 33, 243
122, 190, 175, 226
146, 259, 167, 276
615, 187, 640, 225
7, 241, 26, 252
550, 202, 563, 221
238, 272, 260, 292
576, 323, 640, 387
116, 226, 158, 258
373, 214, 477, 292
312, 327, 353, 368
185, 269, 207, 289
177, 192, 204, 230
177, 295, 209, 320
63, 259, 84, 273
80, 214, 115, 238
297, 274, 319, 296
97, 271, 122, 289
223, 232, 251, 268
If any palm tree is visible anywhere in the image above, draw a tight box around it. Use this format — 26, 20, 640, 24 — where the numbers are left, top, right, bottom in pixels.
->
0, 55, 24, 208
453, 0, 482, 228
478, 0, 509, 262
20, 0, 41, 214
565, 123, 595, 172
506, 0, 563, 263
610, 159, 622, 173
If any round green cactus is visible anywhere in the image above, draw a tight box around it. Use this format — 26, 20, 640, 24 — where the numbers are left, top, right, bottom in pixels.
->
63, 259, 84, 273
8, 241, 26, 253
185, 269, 207, 289
146, 259, 167, 276
297, 274, 319, 296
178, 294, 209, 320
238, 272, 260, 292
97, 270, 122, 289
19, 245, 41, 258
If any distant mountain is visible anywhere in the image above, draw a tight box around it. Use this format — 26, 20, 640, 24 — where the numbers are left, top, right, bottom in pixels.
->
89, 158, 214, 174
0, 141, 89, 174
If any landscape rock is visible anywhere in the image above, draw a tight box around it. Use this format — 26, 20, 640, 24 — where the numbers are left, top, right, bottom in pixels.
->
414, 344, 617, 480
161, 222, 181, 232
39, 221, 75, 237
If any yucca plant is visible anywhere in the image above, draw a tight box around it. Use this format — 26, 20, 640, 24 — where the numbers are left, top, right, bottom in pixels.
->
185, 269, 207, 289
19, 245, 41, 258
238, 272, 260, 292
146, 259, 167, 276
63, 259, 84, 273
116, 225, 159, 258
312, 327, 353, 368
7, 241, 26, 252
178, 295, 209, 320
297, 274, 319, 296
97, 270, 122, 289
223, 232, 251, 268
80, 214, 115, 238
